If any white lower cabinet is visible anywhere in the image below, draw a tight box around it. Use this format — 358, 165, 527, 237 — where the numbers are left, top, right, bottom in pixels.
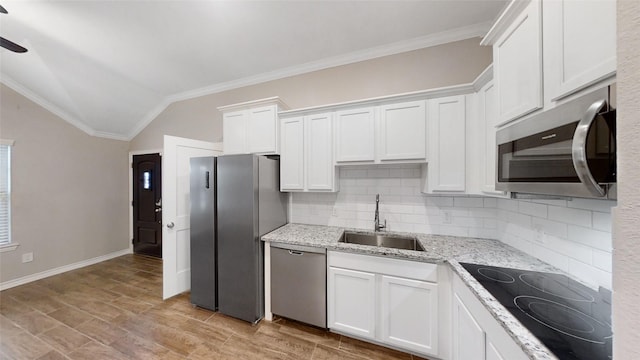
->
327, 267, 376, 339
380, 275, 438, 355
452, 273, 528, 360
452, 293, 485, 360
328, 251, 439, 358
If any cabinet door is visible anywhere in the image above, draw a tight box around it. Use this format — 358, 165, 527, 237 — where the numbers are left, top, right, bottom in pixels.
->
427, 95, 466, 192
280, 117, 304, 191
494, 0, 542, 124
479, 82, 505, 195
247, 105, 278, 154
335, 107, 375, 163
328, 267, 376, 340
486, 340, 507, 360
378, 101, 426, 161
306, 113, 335, 191
452, 293, 485, 360
543, 0, 616, 101
380, 275, 438, 356
223, 110, 247, 154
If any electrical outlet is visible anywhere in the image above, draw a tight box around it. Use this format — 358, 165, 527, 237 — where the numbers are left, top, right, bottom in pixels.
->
22, 252, 33, 263
332, 207, 338, 217
443, 211, 452, 224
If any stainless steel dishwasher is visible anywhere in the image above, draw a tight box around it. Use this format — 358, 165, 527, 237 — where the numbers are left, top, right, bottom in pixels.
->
270, 242, 326, 328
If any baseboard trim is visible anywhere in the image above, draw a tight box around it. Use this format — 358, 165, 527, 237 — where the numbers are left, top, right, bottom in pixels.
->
0, 248, 133, 291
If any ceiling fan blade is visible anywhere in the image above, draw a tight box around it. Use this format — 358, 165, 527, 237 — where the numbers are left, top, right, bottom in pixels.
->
0, 37, 27, 53
0, 4, 7, 14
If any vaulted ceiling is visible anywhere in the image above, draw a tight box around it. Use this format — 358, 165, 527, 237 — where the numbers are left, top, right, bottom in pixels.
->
0, 1, 507, 140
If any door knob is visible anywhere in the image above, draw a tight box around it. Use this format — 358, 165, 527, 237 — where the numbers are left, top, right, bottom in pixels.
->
167, 222, 175, 229
155, 208, 162, 213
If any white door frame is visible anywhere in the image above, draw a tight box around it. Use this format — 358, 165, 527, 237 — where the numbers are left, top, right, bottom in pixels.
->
128, 149, 163, 254
162, 135, 223, 299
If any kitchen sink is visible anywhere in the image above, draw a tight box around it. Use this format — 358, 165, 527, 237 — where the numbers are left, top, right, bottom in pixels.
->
339, 232, 425, 251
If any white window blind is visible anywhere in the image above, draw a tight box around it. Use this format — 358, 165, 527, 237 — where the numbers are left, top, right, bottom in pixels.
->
0, 142, 11, 245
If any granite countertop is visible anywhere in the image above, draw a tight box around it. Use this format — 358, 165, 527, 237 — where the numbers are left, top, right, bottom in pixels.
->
262, 223, 559, 360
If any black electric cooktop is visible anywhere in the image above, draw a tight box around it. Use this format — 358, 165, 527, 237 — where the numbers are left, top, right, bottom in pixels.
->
460, 263, 612, 360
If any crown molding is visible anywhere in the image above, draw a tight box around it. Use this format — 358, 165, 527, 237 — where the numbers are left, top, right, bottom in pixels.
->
125, 99, 172, 141
3, 21, 494, 141
166, 21, 492, 106
279, 83, 477, 118
217, 96, 289, 113
1, 74, 95, 136
480, 0, 531, 46
472, 64, 494, 91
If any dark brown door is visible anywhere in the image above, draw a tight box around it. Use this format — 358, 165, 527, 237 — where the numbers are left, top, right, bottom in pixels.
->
132, 153, 162, 258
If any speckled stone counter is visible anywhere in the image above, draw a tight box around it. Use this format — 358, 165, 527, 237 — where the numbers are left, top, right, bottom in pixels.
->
262, 223, 561, 360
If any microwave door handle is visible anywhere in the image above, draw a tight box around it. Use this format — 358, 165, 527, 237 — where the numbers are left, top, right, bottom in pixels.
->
572, 99, 607, 197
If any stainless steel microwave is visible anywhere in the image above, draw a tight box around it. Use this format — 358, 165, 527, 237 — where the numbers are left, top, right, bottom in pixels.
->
496, 92, 616, 199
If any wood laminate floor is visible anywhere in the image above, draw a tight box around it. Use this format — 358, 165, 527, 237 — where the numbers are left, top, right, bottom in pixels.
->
0, 255, 428, 360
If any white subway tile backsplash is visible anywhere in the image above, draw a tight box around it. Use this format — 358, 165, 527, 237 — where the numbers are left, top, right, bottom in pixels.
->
592, 212, 612, 232
289, 164, 614, 290
532, 244, 570, 272
518, 200, 548, 218
531, 217, 568, 238
592, 249, 613, 271
439, 225, 469, 237
567, 225, 613, 252
426, 196, 454, 207
548, 206, 592, 227
483, 197, 498, 208
497, 198, 518, 212
453, 197, 485, 208
567, 198, 616, 213
568, 259, 612, 290
542, 236, 592, 264
468, 228, 498, 240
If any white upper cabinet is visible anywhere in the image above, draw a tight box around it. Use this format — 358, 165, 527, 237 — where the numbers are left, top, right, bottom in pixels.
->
222, 110, 247, 155
335, 107, 376, 163
280, 112, 337, 192
543, 0, 616, 101
247, 106, 278, 153
426, 95, 466, 193
219, 97, 288, 155
492, 0, 542, 125
478, 80, 506, 196
306, 113, 335, 190
378, 101, 427, 161
483, 0, 616, 125
280, 116, 304, 191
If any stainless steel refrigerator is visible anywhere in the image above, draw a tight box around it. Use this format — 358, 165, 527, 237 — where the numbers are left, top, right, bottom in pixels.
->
189, 154, 288, 323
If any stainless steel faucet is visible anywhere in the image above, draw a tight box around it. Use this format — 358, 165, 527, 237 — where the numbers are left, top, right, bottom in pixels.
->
374, 194, 386, 232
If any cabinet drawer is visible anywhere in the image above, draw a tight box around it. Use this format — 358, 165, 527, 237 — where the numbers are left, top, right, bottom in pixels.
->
328, 251, 437, 282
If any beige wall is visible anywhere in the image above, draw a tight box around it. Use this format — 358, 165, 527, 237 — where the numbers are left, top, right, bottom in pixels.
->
614, 1, 640, 357
130, 38, 492, 151
0, 84, 130, 283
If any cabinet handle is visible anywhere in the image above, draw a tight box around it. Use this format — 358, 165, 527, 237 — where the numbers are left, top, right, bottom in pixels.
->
288, 250, 304, 256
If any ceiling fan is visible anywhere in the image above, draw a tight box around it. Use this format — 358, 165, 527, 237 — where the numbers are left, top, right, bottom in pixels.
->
0, 4, 28, 53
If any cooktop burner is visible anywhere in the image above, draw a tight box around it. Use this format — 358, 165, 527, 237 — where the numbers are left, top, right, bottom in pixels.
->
460, 263, 612, 360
